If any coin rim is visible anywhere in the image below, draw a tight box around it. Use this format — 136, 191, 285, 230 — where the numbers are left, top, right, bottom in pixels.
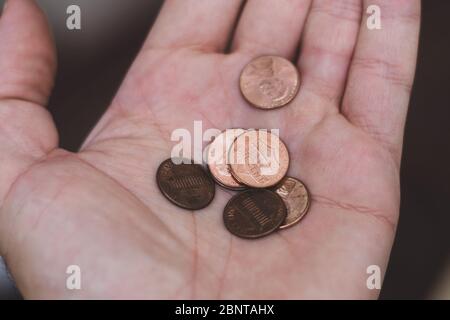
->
223, 189, 288, 239
274, 177, 311, 230
239, 55, 301, 110
156, 158, 216, 210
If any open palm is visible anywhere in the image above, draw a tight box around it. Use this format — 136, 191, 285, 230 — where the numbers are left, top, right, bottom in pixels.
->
0, 0, 420, 299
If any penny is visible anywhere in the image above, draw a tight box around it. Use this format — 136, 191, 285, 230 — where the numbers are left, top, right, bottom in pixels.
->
273, 177, 310, 229
156, 158, 215, 210
223, 189, 287, 239
229, 130, 289, 188
240, 55, 300, 109
207, 129, 247, 190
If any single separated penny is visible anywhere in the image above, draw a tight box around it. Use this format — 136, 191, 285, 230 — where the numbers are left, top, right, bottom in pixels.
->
273, 177, 310, 229
223, 189, 287, 239
229, 130, 289, 188
157, 158, 215, 210
240, 55, 300, 109
207, 129, 247, 190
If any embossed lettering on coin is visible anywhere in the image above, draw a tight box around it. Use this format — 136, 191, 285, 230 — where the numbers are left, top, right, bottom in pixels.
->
223, 189, 287, 239
240, 56, 300, 109
229, 130, 289, 188
273, 177, 310, 229
157, 158, 215, 210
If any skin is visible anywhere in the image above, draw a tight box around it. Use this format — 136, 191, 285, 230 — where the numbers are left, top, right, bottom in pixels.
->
0, 0, 420, 299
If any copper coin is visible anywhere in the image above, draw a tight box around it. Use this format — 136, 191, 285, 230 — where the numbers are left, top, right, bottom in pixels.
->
273, 177, 310, 229
240, 55, 300, 109
156, 158, 215, 210
229, 130, 289, 188
207, 129, 247, 190
223, 189, 287, 239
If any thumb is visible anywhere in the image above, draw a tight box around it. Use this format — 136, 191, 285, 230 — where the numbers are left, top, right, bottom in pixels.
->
0, 0, 58, 205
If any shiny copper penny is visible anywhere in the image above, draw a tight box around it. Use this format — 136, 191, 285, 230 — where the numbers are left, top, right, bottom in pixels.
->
240, 55, 300, 109
273, 177, 310, 229
157, 159, 215, 210
207, 129, 247, 190
223, 189, 287, 239
229, 130, 289, 188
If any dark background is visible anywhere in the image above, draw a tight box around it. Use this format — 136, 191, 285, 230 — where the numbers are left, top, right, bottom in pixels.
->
0, 0, 449, 299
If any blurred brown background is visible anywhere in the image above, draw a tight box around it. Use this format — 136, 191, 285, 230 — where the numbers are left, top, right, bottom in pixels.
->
0, 0, 449, 300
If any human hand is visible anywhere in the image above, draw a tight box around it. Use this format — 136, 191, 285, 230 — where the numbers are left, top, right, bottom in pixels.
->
0, 0, 420, 299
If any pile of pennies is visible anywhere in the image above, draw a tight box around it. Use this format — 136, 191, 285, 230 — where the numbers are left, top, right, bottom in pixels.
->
157, 56, 310, 239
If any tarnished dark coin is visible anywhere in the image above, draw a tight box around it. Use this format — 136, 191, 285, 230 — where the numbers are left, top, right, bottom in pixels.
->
223, 189, 287, 239
157, 158, 215, 210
